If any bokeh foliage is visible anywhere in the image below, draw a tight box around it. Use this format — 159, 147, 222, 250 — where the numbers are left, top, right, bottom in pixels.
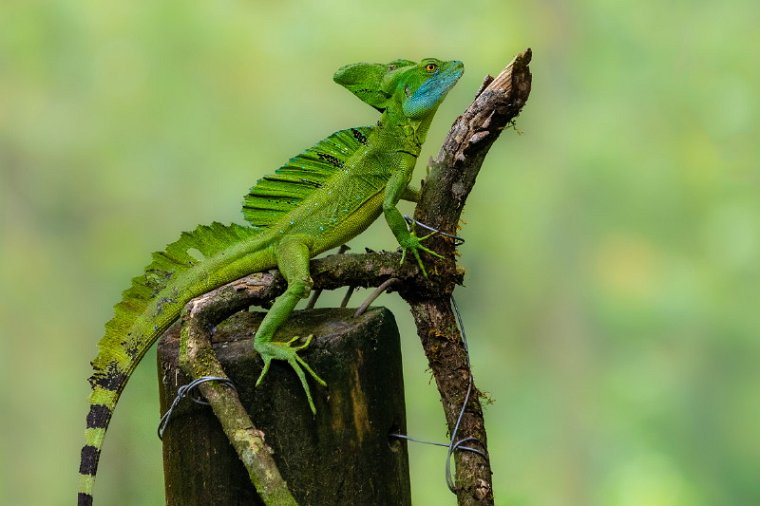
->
1, 1, 758, 505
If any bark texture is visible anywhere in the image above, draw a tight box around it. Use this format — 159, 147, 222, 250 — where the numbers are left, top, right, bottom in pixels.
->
402, 49, 533, 506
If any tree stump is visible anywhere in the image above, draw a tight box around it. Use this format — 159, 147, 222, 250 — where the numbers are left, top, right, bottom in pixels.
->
157, 307, 410, 506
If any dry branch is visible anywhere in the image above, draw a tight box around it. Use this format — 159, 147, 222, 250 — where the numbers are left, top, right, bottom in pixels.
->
404, 49, 533, 506
178, 291, 299, 506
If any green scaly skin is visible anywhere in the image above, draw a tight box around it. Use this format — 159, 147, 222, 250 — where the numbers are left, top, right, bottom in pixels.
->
78, 57, 464, 505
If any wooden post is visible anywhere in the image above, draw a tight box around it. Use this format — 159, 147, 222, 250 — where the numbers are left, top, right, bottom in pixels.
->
157, 307, 411, 506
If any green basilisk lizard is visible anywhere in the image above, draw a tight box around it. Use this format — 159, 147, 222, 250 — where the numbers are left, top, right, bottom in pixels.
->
78, 57, 464, 505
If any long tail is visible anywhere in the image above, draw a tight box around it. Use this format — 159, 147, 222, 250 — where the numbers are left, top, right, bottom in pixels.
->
78, 222, 262, 505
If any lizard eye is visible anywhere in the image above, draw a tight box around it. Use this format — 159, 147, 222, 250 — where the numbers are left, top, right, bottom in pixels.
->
425, 63, 438, 73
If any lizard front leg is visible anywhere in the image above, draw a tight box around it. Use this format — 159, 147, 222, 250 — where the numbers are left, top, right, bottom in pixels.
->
253, 235, 326, 414
384, 170, 442, 277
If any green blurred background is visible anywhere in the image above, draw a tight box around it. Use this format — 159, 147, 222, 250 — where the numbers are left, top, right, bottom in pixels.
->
2, 1, 758, 504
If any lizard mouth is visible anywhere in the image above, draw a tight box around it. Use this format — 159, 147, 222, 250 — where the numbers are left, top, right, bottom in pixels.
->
433, 61, 465, 93
402, 61, 464, 118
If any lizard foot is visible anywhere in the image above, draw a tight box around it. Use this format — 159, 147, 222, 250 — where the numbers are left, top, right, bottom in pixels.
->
399, 230, 444, 278
255, 335, 327, 414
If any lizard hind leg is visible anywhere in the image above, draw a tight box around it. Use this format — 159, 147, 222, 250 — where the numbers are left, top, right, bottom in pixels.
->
253, 236, 326, 414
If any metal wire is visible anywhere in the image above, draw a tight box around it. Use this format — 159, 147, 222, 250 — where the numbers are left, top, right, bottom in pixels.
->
157, 376, 236, 439
444, 296, 485, 492
387, 296, 486, 494
403, 215, 465, 246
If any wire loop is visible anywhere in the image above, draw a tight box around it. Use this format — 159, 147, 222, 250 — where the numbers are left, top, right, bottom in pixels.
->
158, 376, 236, 439
388, 296, 487, 493
403, 215, 465, 246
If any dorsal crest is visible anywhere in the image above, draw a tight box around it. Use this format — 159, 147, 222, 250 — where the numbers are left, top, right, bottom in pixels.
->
242, 127, 372, 227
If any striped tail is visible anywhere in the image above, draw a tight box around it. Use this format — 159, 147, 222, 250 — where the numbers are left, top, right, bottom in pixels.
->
78, 222, 262, 504
78, 386, 119, 506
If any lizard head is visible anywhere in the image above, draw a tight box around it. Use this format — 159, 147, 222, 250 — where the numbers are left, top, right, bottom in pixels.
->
334, 58, 464, 118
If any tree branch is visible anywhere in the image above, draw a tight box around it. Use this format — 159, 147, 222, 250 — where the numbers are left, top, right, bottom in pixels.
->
178, 290, 299, 506
403, 49, 533, 506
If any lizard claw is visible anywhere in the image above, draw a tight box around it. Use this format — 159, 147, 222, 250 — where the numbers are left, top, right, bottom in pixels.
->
255, 335, 326, 414
399, 230, 443, 277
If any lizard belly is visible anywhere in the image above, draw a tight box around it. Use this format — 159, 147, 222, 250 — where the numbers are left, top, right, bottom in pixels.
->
309, 190, 385, 254
276, 165, 389, 255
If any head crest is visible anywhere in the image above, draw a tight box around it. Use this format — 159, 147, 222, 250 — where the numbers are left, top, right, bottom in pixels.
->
333, 60, 415, 111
